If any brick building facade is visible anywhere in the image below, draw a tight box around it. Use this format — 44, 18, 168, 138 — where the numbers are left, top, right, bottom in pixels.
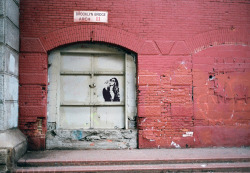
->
18, 0, 250, 150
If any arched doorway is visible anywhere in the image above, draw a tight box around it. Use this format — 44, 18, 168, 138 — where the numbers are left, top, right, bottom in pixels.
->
46, 43, 137, 149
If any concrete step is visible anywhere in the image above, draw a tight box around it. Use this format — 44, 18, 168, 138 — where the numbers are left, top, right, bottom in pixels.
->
14, 148, 250, 172
14, 162, 250, 172
17, 157, 250, 167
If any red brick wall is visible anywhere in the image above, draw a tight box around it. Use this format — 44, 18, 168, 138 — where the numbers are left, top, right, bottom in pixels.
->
19, 53, 48, 150
19, 0, 250, 150
193, 45, 250, 147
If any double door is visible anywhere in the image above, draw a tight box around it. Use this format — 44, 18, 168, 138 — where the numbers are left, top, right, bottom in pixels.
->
59, 53, 125, 129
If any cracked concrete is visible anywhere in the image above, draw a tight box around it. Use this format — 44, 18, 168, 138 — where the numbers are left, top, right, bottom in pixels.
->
46, 129, 137, 150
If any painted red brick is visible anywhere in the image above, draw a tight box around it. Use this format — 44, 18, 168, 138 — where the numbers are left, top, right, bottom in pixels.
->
171, 104, 193, 116
171, 75, 192, 86
138, 75, 161, 86
138, 106, 162, 117
20, 38, 46, 53
19, 0, 250, 150
19, 74, 47, 85
139, 41, 160, 55
194, 126, 250, 147
169, 41, 190, 55
155, 41, 175, 55
19, 106, 46, 117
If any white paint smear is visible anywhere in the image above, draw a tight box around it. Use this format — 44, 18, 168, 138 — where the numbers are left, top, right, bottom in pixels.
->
171, 141, 181, 148
183, 131, 193, 137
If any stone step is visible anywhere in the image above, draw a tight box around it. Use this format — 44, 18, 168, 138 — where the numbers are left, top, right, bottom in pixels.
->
17, 157, 250, 167
17, 148, 250, 167
15, 148, 250, 172
14, 162, 250, 173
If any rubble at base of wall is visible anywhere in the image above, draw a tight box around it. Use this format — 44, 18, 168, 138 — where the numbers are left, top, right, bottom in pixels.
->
46, 129, 137, 150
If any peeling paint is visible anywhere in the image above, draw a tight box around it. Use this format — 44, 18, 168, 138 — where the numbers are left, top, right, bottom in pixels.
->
141, 118, 147, 123
183, 131, 193, 137
231, 110, 234, 119
73, 130, 83, 140
171, 141, 181, 148
201, 164, 207, 168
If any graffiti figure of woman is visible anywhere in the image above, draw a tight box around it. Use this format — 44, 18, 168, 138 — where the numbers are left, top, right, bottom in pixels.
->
102, 77, 120, 102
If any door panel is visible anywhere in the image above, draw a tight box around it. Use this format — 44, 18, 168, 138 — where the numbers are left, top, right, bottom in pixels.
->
94, 54, 125, 73
61, 54, 92, 73
93, 106, 124, 128
60, 75, 91, 104
60, 107, 91, 129
93, 75, 125, 104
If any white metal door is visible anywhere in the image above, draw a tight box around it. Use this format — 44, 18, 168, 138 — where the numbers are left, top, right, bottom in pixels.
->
60, 53, 125, 129
47, 43, 136, 130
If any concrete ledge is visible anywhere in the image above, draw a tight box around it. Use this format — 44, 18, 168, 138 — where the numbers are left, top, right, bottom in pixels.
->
46, 129, 137, 150
0, 129, 27, 172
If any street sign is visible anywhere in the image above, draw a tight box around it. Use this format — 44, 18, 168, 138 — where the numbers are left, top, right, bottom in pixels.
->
74, 11, 108, 23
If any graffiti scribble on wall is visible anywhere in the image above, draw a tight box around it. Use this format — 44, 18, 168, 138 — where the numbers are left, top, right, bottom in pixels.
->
102, 77, 120, 102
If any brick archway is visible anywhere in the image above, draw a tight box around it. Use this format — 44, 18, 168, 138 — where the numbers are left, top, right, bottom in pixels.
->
186, 28, 249, 54
41, 25, 146, 53
20, 25, 147, 54
19, 25, 147, 150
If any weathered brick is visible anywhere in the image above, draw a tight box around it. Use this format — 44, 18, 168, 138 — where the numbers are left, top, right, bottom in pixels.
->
169, 41, 190, 55
193, 56, 214, 65
171, 75, 192, 86
155, 41, 175, 55
18, 0, 250, 150
171, 104, 193, 116
19, 106, 46, 117
19, 74, 47, 85
138, 75, 160, 86
138, 106, 161, 117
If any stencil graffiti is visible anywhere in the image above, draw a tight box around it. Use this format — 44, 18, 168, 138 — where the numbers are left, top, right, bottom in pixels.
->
102, 77, 120, 102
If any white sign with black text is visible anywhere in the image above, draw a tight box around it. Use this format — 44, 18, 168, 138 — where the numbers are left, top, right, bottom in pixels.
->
74, 11, 108, 23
